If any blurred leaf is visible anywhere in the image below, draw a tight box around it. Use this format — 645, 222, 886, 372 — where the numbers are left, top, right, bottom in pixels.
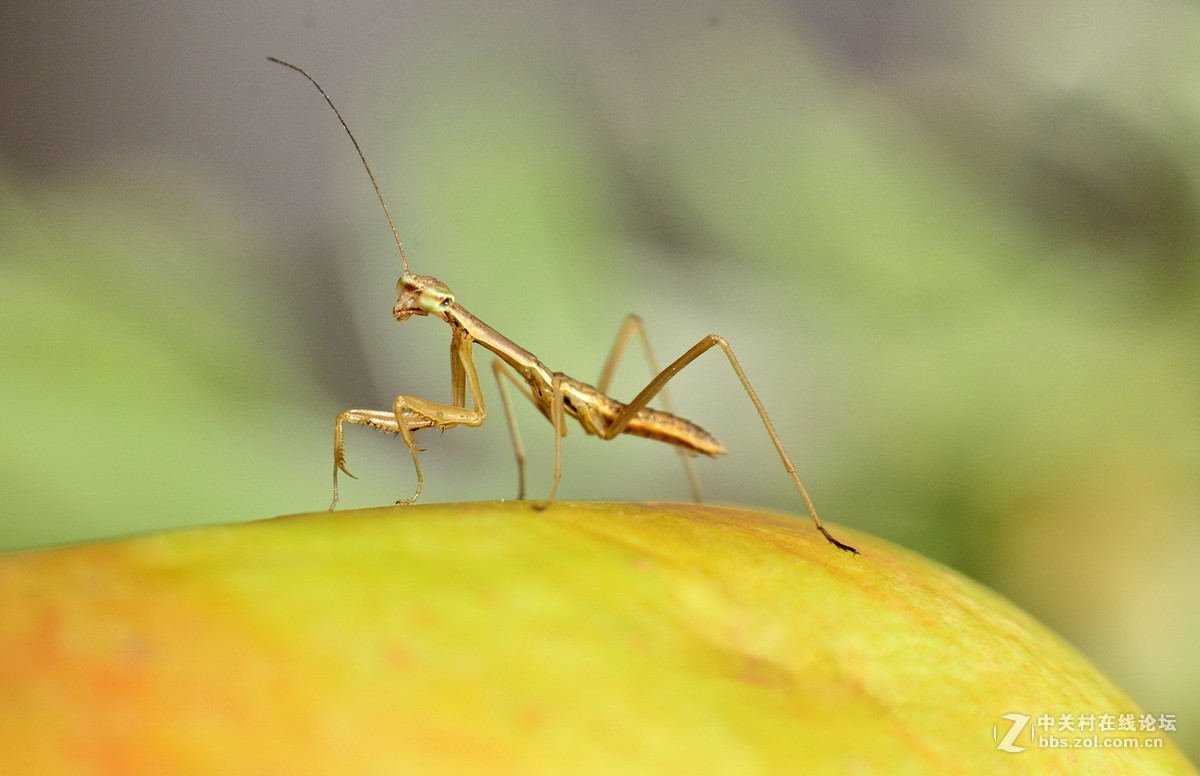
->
0, 156, 331, 550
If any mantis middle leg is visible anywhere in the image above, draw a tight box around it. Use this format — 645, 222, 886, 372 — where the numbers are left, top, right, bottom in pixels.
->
490, 359, 568, 508
489, 314, 705, 506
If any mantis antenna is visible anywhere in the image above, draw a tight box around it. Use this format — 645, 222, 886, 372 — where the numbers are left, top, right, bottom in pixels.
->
268, 57, 410, 275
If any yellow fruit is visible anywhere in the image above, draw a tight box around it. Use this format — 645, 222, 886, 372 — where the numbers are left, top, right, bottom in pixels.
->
0, 502, 1193, 774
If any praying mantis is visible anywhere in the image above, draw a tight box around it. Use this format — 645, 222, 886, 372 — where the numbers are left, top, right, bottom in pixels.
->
270, 58, 857, 554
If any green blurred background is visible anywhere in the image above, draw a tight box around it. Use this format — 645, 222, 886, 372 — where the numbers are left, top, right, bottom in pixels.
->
2, 0, 1196, 760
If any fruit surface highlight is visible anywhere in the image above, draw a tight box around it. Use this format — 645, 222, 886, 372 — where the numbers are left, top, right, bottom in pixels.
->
1, 501, 1193, 775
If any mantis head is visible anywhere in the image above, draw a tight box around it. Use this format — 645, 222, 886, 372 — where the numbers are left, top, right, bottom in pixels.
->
394, 272, 456, 321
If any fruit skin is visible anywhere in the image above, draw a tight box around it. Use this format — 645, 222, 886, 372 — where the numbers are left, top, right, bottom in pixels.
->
0, 502, 1193, 775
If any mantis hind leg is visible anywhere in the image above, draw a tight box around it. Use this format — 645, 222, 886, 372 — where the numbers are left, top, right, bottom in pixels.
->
601, 334, 857, 554
599, 315, 703, 502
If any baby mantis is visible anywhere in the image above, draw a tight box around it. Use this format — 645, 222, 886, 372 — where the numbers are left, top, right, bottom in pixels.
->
270, 58, 857, 554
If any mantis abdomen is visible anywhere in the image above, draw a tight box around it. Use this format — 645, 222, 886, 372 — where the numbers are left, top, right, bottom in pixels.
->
555, 376, 726, 457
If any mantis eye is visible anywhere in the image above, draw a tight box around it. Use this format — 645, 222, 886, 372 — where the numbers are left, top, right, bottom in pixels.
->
416, 287, 455, 314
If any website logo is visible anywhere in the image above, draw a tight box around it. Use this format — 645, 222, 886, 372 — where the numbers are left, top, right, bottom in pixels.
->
994, 713, 1030, 752
993, 711, 1174, 753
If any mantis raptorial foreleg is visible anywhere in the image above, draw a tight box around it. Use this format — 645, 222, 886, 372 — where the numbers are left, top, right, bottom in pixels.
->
331, 333, 486, 509
332, 397, 484, 508
598, 315, 703, 502
332, 407, 422, 509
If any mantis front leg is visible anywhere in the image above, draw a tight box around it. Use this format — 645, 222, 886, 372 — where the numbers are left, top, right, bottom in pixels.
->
331, 331, 486, 509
